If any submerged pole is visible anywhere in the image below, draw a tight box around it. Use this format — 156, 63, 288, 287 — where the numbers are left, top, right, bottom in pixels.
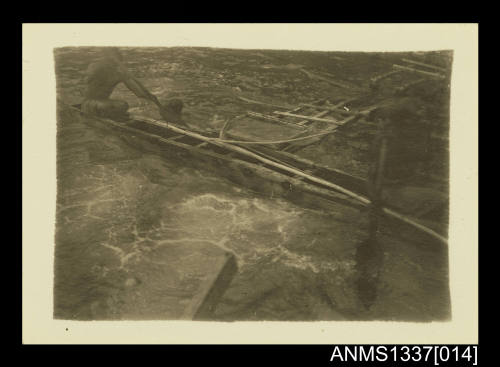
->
369, 132, 388, 241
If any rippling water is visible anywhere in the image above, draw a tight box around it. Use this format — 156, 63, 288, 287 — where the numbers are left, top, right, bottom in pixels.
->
54, 106, 450, 321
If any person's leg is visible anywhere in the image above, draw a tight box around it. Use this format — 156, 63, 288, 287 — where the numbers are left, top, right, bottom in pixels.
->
81, 99, 101, 115
81, 99, 129, 120
103, 99, 129, 120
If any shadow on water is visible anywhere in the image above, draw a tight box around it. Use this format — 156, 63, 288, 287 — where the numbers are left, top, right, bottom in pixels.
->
354, 237, 384, 310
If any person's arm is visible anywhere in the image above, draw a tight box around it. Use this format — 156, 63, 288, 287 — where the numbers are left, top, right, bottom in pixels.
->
124, 77, 163, 108
117, 63, 163, 108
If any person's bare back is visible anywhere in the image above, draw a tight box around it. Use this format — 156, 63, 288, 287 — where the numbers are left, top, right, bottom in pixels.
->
82, 48, 184, 123
84, 56, 127, 100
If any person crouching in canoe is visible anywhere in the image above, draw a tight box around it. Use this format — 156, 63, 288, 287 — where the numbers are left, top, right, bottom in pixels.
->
81, 47, 184, 123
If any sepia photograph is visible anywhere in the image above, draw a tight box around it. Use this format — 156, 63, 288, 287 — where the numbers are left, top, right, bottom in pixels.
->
23, 23, 478, 344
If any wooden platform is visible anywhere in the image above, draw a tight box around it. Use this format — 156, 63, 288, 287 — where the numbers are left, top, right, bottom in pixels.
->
227, 97, 368, 152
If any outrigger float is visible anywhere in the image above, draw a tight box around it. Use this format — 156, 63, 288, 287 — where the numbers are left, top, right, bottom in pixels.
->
62, 101, 448, 246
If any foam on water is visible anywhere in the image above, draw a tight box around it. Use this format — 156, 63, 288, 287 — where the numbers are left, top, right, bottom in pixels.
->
154, 192, 355, 274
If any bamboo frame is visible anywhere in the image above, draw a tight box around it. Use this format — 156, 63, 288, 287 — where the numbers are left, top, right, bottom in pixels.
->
132, 115, 448, 245
273, 111, 341, 124
247, 111, 306, 130
63, 101, 448, 246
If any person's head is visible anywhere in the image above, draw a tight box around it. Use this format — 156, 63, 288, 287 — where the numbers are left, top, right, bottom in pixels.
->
160, 98, 184, 123
102, 47, 123, 62
165, 99, 183, 114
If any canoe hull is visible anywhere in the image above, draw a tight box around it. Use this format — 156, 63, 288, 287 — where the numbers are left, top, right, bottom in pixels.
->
68, 104, 366, 212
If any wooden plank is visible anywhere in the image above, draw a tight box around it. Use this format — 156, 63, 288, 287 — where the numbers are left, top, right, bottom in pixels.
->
282, 104, 380, 152
282, 99, 329, 127
297, 110, 331, 126
300, 103, 342, 112
238, 97, 326, 114
300, 102, 354, 115
393, 64, 446, 79
277, 111, 340, 151
182, 252, 238, 320
273, 111, 340, 124
288, 98, 357, 125
402, 58, 447, 72
279, 102, 381, 150
247, 111, 306, 130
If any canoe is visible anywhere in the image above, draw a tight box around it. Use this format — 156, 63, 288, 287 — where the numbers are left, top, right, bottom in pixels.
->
66, 103, 369, 210
62, 102, 448, 245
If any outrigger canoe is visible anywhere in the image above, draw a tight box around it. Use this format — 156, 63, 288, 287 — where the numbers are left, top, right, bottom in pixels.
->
62, 102, 448, 245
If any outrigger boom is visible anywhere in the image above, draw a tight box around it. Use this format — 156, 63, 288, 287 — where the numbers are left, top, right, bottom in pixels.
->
135, 115, 448, 245
64, 102, 448, 245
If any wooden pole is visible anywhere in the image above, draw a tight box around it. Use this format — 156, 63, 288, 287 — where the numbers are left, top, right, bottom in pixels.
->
247, 111, 306, 130
133, 115, 371, 204
300, 103, 352, 115
402, 58, 447, 72
71, 103, 447, 246
393, 64, 446, 79
183, 252, 238, 320
273, 111, 341, 124
237, 96, 293, 110
131, 115, 447, 245
369, 135, 388, 240
300, 69, 362, 90
219, 115, 244, 139
295, 110, 332, 126
370, 70, 403, 83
